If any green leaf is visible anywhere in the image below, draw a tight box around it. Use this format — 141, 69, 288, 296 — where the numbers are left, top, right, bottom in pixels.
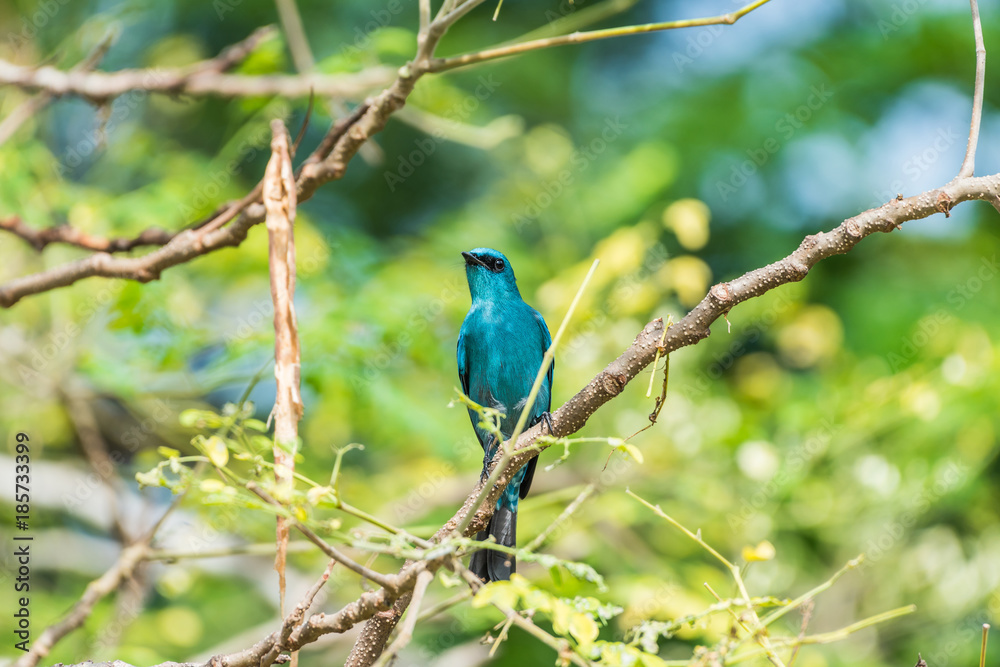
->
204, 435, 229, 467
157, 446, 181, 459
568, 612, 599, 649
244, 419, 268, 432
472, 581, 519, 610
135, 468, 164, 489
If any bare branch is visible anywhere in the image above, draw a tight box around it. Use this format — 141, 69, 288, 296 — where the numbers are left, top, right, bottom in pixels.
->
958, 0, 986, 178
428, 0, 773, 72
0, 100, 369, 308
263, 118, 302, 620
0, 216, 174, 253
0, 27, 390, 102
259, 560, 335, 667
274, 0, 316, 74
0, 28, 116, 145
247, 483, 399, 592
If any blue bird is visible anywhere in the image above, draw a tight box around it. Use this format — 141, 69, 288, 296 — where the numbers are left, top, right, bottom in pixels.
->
457, 248, 553, 582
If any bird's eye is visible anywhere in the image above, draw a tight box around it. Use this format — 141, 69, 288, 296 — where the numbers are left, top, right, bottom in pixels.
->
493, 258, 505, 272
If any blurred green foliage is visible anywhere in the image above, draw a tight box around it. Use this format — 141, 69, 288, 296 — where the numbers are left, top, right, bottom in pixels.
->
1, 0, 1000, 665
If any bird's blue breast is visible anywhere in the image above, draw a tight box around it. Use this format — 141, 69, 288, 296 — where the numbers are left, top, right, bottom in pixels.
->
458, 298, 551, 510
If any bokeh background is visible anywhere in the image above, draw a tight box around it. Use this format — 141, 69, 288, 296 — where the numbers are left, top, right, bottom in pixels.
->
1, 0, 1000, 665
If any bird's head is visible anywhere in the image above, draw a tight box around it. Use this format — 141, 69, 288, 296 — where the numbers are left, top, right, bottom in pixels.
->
462, 248, 521, 301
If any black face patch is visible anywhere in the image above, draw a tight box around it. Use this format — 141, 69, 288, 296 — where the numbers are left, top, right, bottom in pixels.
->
480, 255, 505, 273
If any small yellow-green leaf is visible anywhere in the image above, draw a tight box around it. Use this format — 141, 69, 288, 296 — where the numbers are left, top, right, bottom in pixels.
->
568, 612, 599, 648
135, 469, 163, 488
551, 598, 573, 636
472, 581, 519, 610
244, 419, 268, 432
157, 446, 181, 459
307, 485, 334, 506
200, 479, 227, 493
205, 436, 229, 467
623, 444, 644, 464
742, 540, 776, 562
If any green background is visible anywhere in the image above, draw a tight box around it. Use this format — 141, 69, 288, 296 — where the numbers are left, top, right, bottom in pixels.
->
1, 0, 999, 665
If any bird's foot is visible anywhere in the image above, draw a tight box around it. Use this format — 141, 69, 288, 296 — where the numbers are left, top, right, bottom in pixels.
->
540, 411, 554, 436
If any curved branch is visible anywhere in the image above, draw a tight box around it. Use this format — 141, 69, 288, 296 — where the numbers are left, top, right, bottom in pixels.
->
0, 216, 174, 253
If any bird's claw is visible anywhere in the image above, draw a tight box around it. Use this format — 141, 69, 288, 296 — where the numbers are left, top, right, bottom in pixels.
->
540, 411, 554, 436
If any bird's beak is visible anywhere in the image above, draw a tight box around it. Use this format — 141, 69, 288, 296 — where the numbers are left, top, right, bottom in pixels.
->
462, 251, 486, 268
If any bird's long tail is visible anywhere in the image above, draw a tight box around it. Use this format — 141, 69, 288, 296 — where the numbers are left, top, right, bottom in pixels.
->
470, 505, 516, 582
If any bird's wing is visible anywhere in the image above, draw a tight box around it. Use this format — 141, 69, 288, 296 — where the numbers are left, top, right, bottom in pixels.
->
535, 308, 554, 413
518, 308, 553, 500
457, 324, 470, 398
458, 317, 491, 452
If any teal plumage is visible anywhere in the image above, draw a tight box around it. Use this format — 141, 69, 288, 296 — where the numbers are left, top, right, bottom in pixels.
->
457, 248, 553, 582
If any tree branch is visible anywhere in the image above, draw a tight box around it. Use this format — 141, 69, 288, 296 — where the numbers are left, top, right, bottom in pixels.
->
958, 0, 986, 178
0, 216, 174, 253
0, 27, 390, 102
427, 0, 773, 72
263, 118, 302, 623
0, 29, 116, 146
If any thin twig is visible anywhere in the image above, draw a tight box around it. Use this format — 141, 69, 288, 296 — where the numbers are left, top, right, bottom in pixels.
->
522, 483, 598, 552
428, 0, 773, 72
274, 0, 315, 73
259, 560, 336, 667
247, 483, 398, 591
958, 0, 986, 178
